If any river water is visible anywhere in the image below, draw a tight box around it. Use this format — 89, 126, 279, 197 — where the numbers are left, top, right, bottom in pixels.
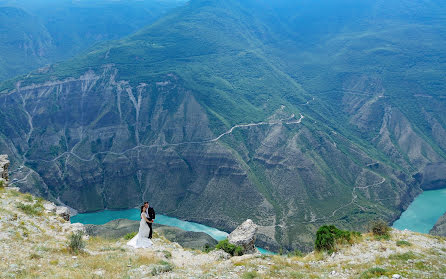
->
71, 209, 274, 254
71, 188, 446, 254
392, 188, 446, 233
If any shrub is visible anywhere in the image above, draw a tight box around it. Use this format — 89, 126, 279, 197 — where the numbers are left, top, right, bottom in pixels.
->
151, 260, 173, 276
203, 243, 214, 253
29, 253, 42, 260
215, 239, 244, 256
16, 202, 42, 216
69, 231, 85, 253
163, 250, 172, 259
124, 232, 137, 240
24, 194, 33, 202
242, 271, 258, 279
370, 219, 390, 237
396, 240, 412, 247
287, 249, 303, 257
389, 251, 417, 261
314, 225, 351, 252
360, 267, 388, 279
0, 180, 4, 187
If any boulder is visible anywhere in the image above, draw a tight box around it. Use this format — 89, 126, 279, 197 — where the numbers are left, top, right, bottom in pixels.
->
209, 249, 231, 260
56, 206, 70, 221
43, 202, 57, 213
228, 219, 258, 254
62, 222, 86, 234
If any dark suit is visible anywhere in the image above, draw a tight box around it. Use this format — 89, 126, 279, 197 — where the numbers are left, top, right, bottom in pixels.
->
145, 206, 156, 239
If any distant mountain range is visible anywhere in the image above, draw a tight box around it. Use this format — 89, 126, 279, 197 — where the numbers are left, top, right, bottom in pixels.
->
1, 0, 445, 251
0, 0, 185, 80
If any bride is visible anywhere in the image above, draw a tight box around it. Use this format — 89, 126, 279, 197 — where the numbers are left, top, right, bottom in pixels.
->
126, 205, 154, 248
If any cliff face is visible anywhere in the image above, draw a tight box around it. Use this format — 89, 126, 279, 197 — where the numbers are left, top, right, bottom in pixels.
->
0, 67, 425, 252
0, 154, 9, 186
430, 213, 446, 237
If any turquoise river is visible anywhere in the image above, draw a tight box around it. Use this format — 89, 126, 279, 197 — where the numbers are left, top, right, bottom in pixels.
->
71, 188, 446, 254
392, 188, 446, 233
71, 209, 274, 254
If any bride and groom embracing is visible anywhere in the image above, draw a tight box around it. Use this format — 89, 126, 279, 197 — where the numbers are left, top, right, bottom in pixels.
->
127, 201, 156, 248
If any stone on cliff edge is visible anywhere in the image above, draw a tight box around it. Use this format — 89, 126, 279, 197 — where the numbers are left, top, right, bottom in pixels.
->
228, 219, 258, 254
56, 206, 70, 221
0, 154, 9, 186
62, 222, 86, 234
43, 202, 57, 213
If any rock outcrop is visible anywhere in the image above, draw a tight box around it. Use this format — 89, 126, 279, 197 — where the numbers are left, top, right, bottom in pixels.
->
56, 206, 71, 221
85, 219, 218, 250
0, 154, 9, 186
228, 219, 258, 254
430, 212, 446, 236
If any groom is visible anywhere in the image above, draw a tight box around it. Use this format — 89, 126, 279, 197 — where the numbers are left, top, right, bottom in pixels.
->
144, 201, 156, 239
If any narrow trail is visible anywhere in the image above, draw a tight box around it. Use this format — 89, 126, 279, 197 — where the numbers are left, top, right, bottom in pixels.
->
9, 168, 33, 186
298, 176, 387, 224
330, 177, 386, 218
26, 113, 304, 164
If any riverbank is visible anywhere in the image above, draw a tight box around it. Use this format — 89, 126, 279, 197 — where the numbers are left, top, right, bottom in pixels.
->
72, 208, 276, 254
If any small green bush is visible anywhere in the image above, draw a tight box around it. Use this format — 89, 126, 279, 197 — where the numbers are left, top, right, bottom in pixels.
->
69, 231, 85, 253
242, 271, 258, 279
124, 232, 137, 240
16, 202, 43, 216
287, 249, 303, 257
23, 194, 33, 202
389, 251, 417, 261
314, 225, 351, 252
29, 253, 42, 260
0, 180, 4, 187
151, 260, 173, 276
163, 250, 172, 259
360, 267, 388, 279
396, 240, 412, 247
215, 239, 244, 256
203, 243, 214, 253
370, 220, 390, 237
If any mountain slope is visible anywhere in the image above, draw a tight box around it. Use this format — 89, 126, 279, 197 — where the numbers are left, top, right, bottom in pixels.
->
0, 0, 446, 251
0, 7, 54, 79
0, 0, 185, 81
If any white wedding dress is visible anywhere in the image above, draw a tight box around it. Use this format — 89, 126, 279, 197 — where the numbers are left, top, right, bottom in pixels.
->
126, 212, 153, 248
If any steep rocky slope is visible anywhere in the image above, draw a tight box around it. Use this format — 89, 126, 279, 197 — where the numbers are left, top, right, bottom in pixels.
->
0, 68, 420, 251
1, 186, 445, 278
430, 213, 446, 237
1, 0, 446, 251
